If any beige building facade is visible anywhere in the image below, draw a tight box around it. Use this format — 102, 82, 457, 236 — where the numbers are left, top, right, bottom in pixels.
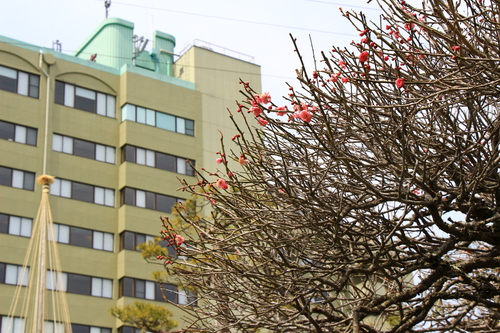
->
0, 18, 260, 332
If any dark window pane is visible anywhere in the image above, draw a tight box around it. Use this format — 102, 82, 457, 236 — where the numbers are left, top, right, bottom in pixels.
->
186, 160, 195, 176
121, 231, 135, 250
0, 263, 5, 284
120, 277, 134, 297
135, 280, 145, 298
72, 324, 90, 333
29, 75, 40, 98
74, 95, 96, 113
0, 167, 12, 186
23, 172, 34, 191
156, 194, 175, 213
185, 120, 194, 136
119, 327, 136, 333
122, 188, 135, 206
156, 153, 175, 172
26, 128, 37, 146
163, 284, 177, 303
73, 139, 95, 159
136, 234, 145, 249
67, 274, 91, 295
70, 227, 93, 248
54, 81, 65, 105
0, 214, 8, 234
146, 192, 155, 209
155, 282, 164, 301
0, 75, 17, 93
0, 121, 15, 141
123, 145, 135, 163
72, 182, 94, 203
102, 328, 111, 333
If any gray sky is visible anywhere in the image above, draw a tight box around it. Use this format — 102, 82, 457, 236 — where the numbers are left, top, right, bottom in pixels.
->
0, 0, 382, 106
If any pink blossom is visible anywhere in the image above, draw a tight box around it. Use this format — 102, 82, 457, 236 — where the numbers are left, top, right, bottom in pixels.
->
395, 78, 405, 89
298, 110, 312, 123
359, 51, 369, 63
174, 235, 185, 245
257, 117, 268, 126
259, 92, 272, 104
238, 155, 249, 165
341, 77, 349, 83
216, 157, 223, 164
338, 60, 347, 69
216, 178, 228, 190
452, 45, 460, 51
250, 106, 262, 116
276, 106, 287, 116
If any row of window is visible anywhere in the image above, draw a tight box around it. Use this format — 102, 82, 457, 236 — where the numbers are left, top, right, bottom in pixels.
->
0, 121, 197, 176
0, 120, 37, 146
122, 144, 195, 176
0, 316, 111, 333
55, 81, 116, 118
0, 213, 113, 251
0, 263, 112, 298
122, 104, 194, 136
50, 178, 115, 207
46, 271, 112, 298
0, 169, 186, 214
1, 65, 195, 137
50, 223, 114, 252
0, 166, 34, 191
0, 65, 39, 99
0, 263, 194, 304
119, 277, 196, 305
121, 187, 183, 213
53, 134, 115, 164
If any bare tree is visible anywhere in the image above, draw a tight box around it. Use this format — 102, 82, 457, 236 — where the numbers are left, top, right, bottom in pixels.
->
157, 0, 500, 331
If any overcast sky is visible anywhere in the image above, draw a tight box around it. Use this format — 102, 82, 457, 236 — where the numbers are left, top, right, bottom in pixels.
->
0, 0, 382, 106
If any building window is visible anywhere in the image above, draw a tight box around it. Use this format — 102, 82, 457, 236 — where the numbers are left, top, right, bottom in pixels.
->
55, 81, 115, 118
49, 223, 113, 252
119, 231, 174, 255
0, 166, 35, 191
119, 277, 171, 302
52, 134, 115, 164
50, 178, 114, 207
117, 327, 141, 333
0, 213, 32, 237
0, 316, 25, 333
0, 263, 29, 286
0, 120, 37, 146
0, 65, 39, 98
121, 145, 194, 176
72, 324, 112, 333
46, 271, 112, 298
120, 187, 184, 213
121, 104, 194, 136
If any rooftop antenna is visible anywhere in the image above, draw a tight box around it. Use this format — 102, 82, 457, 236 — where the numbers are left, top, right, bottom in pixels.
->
52, 40, 62, 52
105, 0, 111, 18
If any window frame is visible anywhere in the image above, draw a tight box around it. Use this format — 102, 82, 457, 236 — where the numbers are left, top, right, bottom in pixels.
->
121, 103, 194, 136
121, 144, 194, 176
0, 213, 32, 237
50, 178, 114, 207
0, 64, 40, 98
52, 133, 115, 164
0, 166, 35, 191
120, 187, 184, 213
0, 120, 37, 146
54, 81, 116, 118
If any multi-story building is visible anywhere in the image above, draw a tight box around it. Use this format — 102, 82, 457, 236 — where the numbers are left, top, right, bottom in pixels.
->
0, 17, 261, 332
